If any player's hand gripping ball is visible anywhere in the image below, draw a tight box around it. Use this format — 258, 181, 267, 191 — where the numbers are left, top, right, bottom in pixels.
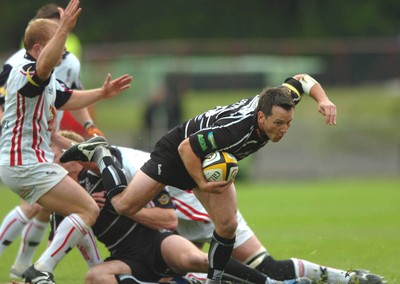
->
202, 151, 239, 182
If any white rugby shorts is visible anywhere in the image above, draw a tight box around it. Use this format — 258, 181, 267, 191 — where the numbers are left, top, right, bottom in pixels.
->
0, 162, 68, 205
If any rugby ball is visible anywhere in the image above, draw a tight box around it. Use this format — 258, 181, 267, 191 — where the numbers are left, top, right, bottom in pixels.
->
202, 151, 239, 182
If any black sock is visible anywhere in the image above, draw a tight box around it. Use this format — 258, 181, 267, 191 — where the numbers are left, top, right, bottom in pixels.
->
224, 257, 268, 283
255, 255, 296, 280
207, 231, 235, 281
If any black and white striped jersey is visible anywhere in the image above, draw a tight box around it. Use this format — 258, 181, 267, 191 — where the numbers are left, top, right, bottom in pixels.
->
185, 95, 266, 161
185, 78, 303, 161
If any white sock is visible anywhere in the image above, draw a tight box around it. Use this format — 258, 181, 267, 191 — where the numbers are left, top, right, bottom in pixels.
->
12, 218, 48, 271
35, 213, 89, 272
0, 206, 30, 256
76, 228, 102, 267
291, 258, 350, 283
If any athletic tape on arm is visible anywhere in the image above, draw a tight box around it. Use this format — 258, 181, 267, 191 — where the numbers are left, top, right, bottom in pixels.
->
299, 74, 318, 95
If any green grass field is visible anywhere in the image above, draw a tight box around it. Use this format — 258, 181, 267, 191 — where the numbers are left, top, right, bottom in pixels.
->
0, 178, 399, 283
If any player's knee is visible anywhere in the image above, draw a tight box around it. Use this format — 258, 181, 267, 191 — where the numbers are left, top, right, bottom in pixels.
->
82, 203, 100, 227
180, 251, 209, 273
215, 217, 238, 238
85, 267, 102, 284
21, 203, 43, 219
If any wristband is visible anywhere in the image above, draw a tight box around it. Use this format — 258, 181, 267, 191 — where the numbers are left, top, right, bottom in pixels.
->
84, 121, 94, 130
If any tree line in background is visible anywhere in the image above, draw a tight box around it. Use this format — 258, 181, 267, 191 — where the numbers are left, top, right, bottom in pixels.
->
1, 0, 400, 53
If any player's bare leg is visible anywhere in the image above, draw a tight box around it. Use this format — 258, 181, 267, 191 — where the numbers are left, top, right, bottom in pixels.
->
193, 184, 238, 283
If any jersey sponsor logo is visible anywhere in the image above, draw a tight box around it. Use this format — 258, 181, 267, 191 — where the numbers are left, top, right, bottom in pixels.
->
207, 131, 218, 150
26, 66, 39, 87
158, 193, 170, 205
197, 134, 207, 151
46, 171, 57, 175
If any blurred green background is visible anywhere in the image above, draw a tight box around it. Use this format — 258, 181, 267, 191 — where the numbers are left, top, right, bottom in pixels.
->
1, 0, 400, 52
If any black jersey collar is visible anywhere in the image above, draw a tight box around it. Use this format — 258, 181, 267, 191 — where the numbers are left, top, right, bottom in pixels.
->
24, 51, 36, 62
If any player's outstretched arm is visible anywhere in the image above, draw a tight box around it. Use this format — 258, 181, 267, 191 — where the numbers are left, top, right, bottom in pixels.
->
293, 74, 337, 126
60, 73, 133, 111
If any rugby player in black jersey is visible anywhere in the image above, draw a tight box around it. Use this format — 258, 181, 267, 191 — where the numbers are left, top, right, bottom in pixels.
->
61, 74, 337, 284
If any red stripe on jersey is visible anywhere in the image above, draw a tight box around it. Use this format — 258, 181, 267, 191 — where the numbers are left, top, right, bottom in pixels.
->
10, 93, 25, 166
171, 197, 210, 223
31, 94, 46, 162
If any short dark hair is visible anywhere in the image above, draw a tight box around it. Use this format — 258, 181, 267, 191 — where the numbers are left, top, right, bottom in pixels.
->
256, 87, 295, 117
34, 3, 60, 20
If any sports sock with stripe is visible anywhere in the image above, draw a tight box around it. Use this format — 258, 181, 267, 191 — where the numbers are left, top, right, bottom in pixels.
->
34, 213, 89, 272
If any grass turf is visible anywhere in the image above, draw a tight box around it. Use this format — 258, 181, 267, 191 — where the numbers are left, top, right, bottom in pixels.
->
0, 177, 399, 283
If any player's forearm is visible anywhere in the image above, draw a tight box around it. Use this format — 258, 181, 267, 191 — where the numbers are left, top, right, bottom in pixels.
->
51, 131, 75, 149
36, 31, 69, 81
178, 139, 207, 189
308, 83, 331, 104
61, 88, 104, 110
295, 74, 329, 103
69, 108, 93, 126
132, 208, 177, 231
